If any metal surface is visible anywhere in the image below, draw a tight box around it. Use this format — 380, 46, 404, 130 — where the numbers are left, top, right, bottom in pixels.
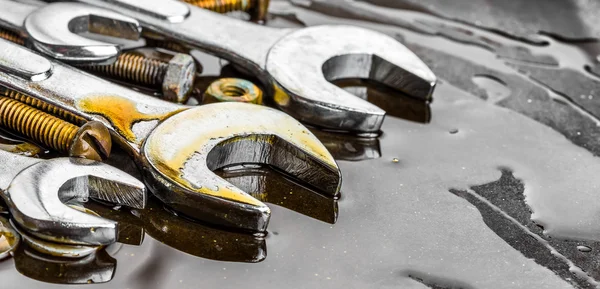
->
202, 77, 263, 104
0, 38, 341, 232
0, 0, 142, 65
83, 51, 196, 103
10, 218, 100, 258
67, 0, 436, 133
0, 95, 112, 161
0, 146, 146, 245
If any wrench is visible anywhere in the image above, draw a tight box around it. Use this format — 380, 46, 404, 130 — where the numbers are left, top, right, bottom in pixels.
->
0, 146, 146, 245
0, 37, 341, 232
0, 0, 141, 64
46, 0, 437, 133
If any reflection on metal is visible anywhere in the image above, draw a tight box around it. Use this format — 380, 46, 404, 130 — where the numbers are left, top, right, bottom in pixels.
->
85, 196, 263, 262
219, 164, 338, 224
13, 242, 116, 284
334, 79, 432, 124
310, 129, 381, 161
82, 202, 145, 246
10, 219, 100, 258
144, 198, 266, 262
0, 129, 47, 158
0, 216, 19, 260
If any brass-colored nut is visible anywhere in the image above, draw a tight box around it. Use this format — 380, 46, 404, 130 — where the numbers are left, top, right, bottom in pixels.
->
202, 78, 263, 105
163, 53, 197, 104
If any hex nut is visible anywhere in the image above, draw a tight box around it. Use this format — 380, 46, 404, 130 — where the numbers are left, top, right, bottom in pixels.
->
162, 53, 196, 104
202, 78, 263, 105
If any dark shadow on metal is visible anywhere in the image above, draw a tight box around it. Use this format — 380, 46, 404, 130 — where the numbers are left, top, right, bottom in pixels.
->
333, 79, 431, 124
217, 164, 338, 224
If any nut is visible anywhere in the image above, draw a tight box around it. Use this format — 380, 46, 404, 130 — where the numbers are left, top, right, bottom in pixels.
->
162, 53, 197, 103
202, 78, 263, 105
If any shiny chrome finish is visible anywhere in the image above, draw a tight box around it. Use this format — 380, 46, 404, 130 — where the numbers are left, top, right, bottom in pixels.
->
0, 145, 146, 245
0, 39, 341, 232
0, 0, 141, 65
71, 0, 436, 133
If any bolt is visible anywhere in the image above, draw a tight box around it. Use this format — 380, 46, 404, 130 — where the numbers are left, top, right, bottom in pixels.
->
83, 51, 196, 103
202, 78, 263, 104
0, 27, 25, 46
1, 87, 85, 125
0, 96, 112, 161
182, 0, 270, 22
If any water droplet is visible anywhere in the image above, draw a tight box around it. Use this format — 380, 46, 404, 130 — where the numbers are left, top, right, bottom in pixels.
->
392, 158, 399, 163
449, 129, 459, 134
577, 245, 592, 252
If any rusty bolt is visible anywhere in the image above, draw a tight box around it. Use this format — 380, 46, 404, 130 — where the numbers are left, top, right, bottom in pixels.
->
163, 53, 197, 103
0, 27, 25, 46
182, 0, 271, 22
0, 94, 112, 161
202, 78, 263, 105
83, 51, 196, 103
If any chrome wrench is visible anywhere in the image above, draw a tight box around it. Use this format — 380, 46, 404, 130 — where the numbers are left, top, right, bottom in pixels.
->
0, 38, 341, 233
56, 0, 437, 133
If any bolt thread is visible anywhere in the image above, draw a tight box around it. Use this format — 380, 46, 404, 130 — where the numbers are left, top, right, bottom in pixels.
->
182, 0, 254, 13
0, 97, 79, 154
84, 52, 169, 88
0, 28, 25, 46
1, 88, 85, 125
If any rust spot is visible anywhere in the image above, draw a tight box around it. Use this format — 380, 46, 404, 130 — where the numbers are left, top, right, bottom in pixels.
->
77, 95, 185, 144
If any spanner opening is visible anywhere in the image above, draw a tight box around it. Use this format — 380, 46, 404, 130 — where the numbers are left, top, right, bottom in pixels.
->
24, 2, 142, 64
6, 158, 146, 245
142, 102, 341, 232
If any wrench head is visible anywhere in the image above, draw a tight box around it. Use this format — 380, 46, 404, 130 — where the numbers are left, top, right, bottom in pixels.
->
4, 158, 146, 246
266, 25, 436, 133
142, 102, 341, 232
24, 2, 141, 65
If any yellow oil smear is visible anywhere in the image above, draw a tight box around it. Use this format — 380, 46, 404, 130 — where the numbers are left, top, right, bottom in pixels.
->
146, 105, 337, 207
77, 95, 185, 144
273, 82, 290, 106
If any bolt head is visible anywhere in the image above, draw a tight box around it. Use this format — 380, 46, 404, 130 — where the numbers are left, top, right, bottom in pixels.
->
163, 53, 196, 104
69, 121, 112, 162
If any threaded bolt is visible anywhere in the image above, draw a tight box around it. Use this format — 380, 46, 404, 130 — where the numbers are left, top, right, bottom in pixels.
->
1, 88, 85, 125
182, 0, 270, 22
0, 28, 25, 46
83, 51, 196, 103
0, 96, 111, 161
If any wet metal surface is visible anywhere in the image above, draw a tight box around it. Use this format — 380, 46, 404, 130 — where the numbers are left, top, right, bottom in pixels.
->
4, 1, 600, 288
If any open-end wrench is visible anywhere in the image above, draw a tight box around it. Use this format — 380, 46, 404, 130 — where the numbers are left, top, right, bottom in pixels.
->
48, 0, 437, 133
0, 147, 146, 245
0, 0, 141, 64
0, 37, 341, 232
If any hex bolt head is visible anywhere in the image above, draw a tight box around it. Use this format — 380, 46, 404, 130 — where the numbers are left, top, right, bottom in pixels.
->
69, 121, 112, 162
162, 53, 197, 104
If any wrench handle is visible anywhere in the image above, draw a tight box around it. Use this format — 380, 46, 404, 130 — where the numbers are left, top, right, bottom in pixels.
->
0, 38, 185, 153
77, 0, 291, 75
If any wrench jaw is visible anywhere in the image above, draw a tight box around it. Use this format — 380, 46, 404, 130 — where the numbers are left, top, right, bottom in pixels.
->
24, 2, 142, 65
142, 102, 341, 232
5, 158, 146, 246
267, 25, 437, 133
